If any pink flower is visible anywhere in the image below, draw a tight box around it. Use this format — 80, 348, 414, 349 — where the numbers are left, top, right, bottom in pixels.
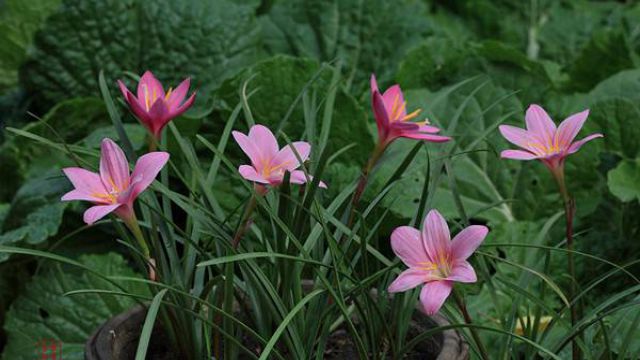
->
370, 74, 450, 146
499, 104, 603, 170
388, 210, 488, 315
118, 71, 196, 139
232, 125, 327, 189
61, 138, 169, 225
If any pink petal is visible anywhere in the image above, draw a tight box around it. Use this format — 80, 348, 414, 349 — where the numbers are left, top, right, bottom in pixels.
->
390, 226, 430, 267
83, 204, 121, 225
61, 189, 105, 203
125, 91, 153, 128
170, 92, 196, 119
525, 104, 556, 144
233, 131, 264, 170
500, 149, 538, 160
148, 99, 170, 137
167, 77, 191, 108
447, 261, 477, 283
117, 80, 133, 101
126, 151, 170, 202
499, 125, 535, 150
418, 124, 440, 133
388, 268, 427, 293
271, 141, 310, 171
381, 85, 406, 119
288, 170, 327, 188
419, 280, 453, 315
372, 90, 391, 140
238, 165, 269, 184
556, 109, 589, 148
567, 133, 603, 154
451, 225, 488, 261
422, 210, 451, 263
62, 168, 107, 198
248, 125, 279, 161
399, 131, 450, 143
100, 138, 130, 192
137, 71, 165, 103
370, 74, 379, 93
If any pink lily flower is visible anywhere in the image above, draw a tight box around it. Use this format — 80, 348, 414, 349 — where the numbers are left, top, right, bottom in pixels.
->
61, 138, 169, 225
499, 104, 603, 171
232, 124, 327, 189
388, 209, 488, 315
370, 74, 450, 146
118, 71, 196, 139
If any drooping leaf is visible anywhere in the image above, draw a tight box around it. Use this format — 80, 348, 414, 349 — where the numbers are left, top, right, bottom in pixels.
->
2, 253, 148, 360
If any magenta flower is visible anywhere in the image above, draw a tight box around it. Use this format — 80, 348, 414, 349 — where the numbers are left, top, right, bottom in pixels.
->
388, 210, 488, 315
370, 74, 450, 146
61, 138, 169, 225
232, 125, 327, 189
499, 104, 603, 170
118, 71, 196, 139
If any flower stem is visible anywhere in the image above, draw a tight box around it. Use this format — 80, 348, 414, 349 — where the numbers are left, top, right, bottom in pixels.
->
346, 142, 386, 228
122, 212, 156, 280
232, 192, 259, 249
551, 166, 580, 360
452, 289, 490, 360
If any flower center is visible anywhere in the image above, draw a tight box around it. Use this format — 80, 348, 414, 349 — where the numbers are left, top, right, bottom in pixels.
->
389, 94, 422, 122
260, 160, 293, 178
418, 259, 452, 279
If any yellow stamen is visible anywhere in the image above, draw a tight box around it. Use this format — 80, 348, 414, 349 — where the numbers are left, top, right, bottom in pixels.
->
402, 108, 421, 122
165, 87, 173, 101
390, 94, 401, 121
143, 85, 150, 111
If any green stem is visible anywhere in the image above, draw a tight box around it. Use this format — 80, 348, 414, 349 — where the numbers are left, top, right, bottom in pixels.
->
551, 165, 580, 360
124, 212, 151, 259
453, 289, 490, 360
232, 193, 259, 249
346, 142, 386, 228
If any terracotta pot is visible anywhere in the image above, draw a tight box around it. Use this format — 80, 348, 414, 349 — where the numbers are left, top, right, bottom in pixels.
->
85, 304, 467, 359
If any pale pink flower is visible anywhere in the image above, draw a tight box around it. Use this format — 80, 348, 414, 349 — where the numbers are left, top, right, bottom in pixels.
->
118, 71, 196, 139
388, 210, 488, 315
499, 104, 603, 170
232, 125, 326, 189
61, 138, 169, 225
370, 74, 450, 146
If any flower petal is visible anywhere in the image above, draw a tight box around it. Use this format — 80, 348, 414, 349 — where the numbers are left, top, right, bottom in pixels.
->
419, 280, 453, 315
500, 149, 538, 160
499, 125, 537, 150
391, 226, 429, 267
422, 210, 451, 263
418, 124, 441, 133
238, 165, 269, 184
166, 77, 191, 108
233, 131, 263, 170
372, 90, 390, 140
525, 104, 556, 143
61, 189, 106, 203
271, 141, 310, 171
381, 85, 406, 119
117, 80, 134, 101
370, 73, 379, 93
83, 204, 121, 225
137, 71, 165, 103
388, 268, 427, 293
398, 131, 450, 143
556, 109, 589, 148
148, 99, 170, 137
100, 138, 130, 192
447, 261, 477, 283
127, 151, 170, 202
248, 124, 279, 160
170, 92, 196, 119
62, 167, 107, 198
451, 225, 488, 261
288, 170, 327, 188
125, 91, 152, 128
567, 133, 603, 154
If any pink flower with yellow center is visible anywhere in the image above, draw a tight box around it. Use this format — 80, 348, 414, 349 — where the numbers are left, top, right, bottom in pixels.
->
61, 138, 169, 225
388, 210, 488, 315
370, 74, 450, 146
232, 125, 327, 189
118, 71, 196, 139
499, 104, 603, 171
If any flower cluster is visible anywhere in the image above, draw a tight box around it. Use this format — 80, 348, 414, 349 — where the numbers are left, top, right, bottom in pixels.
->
60, 70, 603, 319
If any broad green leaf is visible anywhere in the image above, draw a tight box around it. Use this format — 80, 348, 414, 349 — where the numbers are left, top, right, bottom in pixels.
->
0, 0, 61, 89
607, 158, 640, 202
21, 0, 262, 106
2, 253, 148, 360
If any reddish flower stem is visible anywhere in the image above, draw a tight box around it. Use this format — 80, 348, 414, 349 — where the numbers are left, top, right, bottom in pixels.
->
551, 166, 580, 360
346, 142, 386, 228
453, 289, 490, 360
